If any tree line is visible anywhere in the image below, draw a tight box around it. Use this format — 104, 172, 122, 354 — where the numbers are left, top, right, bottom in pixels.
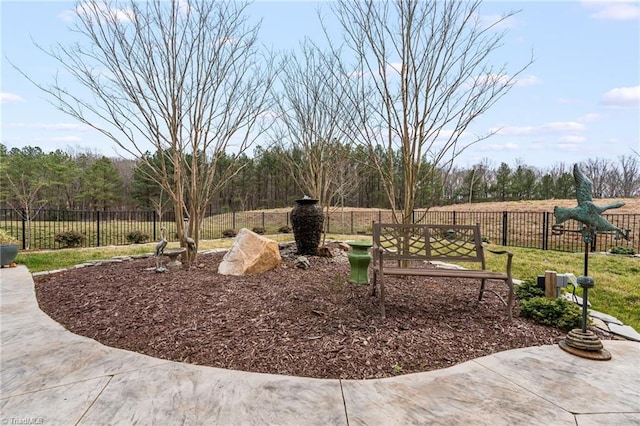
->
2, 143, 638, 216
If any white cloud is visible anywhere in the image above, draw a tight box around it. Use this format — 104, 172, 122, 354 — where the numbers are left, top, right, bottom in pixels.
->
0, 93, 25, 104
601, 85, 640, 108
491, 121, 585, 136
557, 143, 581, 152
541, 121, 586, 133
558, 135, 587, 144
583, 1, 640, 20
577, 113, 601, 123
514, 75, 542, 87
387, 62, 403, 74
58, 9, 75, 22
75, 2, 134, 24
473, 73, 541, 89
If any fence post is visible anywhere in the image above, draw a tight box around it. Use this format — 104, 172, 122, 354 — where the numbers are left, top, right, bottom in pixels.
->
262, 212, 265, 228
232, 212, 236, 230
351, 211, 354, 234
542, 212, 549, 250
378, 210, 382, 223
96, 211, 101, 247
502, 211, 508, 246
21, 208, 26, 250
590, 233, 597, 252
153, 213, 157, 241
453, 211, 457, 225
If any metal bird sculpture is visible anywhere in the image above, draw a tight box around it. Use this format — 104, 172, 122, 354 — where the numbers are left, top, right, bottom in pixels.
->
154, 227, 168, 271
554, 164, 628, 242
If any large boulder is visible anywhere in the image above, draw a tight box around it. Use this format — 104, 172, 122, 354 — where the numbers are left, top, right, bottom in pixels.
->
218, 228, 282, 275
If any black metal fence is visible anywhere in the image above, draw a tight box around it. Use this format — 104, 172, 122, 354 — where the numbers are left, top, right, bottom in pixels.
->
1, 208, 638, 254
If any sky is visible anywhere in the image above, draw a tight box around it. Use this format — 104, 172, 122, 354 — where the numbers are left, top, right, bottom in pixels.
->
1, 0, 639, 170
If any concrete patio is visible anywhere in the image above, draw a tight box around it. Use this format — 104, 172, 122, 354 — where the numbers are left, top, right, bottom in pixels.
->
1, 265, 638, 425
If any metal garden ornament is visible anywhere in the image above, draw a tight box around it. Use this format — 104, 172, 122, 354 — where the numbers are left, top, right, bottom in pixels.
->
553, 164, 629, 360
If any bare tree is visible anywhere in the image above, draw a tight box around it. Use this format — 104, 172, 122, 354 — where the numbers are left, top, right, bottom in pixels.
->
16, 0, 277, 248
328, 0, 532, 223
269, 40, 361, 231
610, 155, 640, 197
581, 158, 612, 198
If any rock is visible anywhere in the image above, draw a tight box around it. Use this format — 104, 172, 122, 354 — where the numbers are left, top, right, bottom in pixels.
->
338, 242, 351, 252
589, 310, 623, 325
427, 261, 465, 270
589, 317, 609, 332
607, 323, 640, 342
317, 245, 333, 258
218, 228, 282, 276
295, 256, 311, 269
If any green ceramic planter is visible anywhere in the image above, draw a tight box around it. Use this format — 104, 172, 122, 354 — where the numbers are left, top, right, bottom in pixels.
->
347, 240, 372, 285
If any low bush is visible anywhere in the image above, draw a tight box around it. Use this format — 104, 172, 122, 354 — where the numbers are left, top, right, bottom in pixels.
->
252, 227, 266, 235
222, 229, 237, 238
515, 279, 544, 301
610, 246, 635, 255
54, 230, 86, 248
126, 230, 150, 244
519, 297, 584, 331
278, 225, 292, 233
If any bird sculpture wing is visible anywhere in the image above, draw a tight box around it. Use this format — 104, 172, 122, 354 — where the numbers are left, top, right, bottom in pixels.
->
573, 164, 593, 206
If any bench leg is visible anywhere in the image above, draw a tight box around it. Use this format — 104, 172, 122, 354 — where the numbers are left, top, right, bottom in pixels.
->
371, 271, 377, 297
478, 278, 486, 301
379, 275, 386, 318
506, 278, 514, 321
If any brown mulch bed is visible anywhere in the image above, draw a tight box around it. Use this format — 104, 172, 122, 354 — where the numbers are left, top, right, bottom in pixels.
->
35, 243, 569, 380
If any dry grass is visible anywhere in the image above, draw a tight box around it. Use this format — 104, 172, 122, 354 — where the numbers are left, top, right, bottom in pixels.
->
431, 198, 639, 214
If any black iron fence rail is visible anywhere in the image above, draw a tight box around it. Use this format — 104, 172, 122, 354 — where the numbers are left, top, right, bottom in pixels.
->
0, 208, 637, 254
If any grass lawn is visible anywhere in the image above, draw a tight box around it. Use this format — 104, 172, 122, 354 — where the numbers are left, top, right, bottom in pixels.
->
483, 245, 639, 332
16, 236, 639, 332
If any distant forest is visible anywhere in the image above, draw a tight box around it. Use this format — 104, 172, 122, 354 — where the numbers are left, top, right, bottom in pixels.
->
1, 143, 638, 214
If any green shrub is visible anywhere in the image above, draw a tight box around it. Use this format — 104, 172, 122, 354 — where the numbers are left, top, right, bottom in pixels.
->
126, 230, 150, 244
278, 225, 292, 233
515, 279, 544, 301
222, 229, 237, 238
252, 227, 266, 235
610, 246, 635, 255
54, 230, 86, 248
520, 297, 584, 331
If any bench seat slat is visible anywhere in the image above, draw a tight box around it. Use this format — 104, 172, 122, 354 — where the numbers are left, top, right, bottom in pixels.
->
380, 268, 508, 280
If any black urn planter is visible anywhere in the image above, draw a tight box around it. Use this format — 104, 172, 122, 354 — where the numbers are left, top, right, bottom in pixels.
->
291, 197, 324, 256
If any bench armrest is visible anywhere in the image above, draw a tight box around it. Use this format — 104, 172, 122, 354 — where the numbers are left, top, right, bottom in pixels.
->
485, 248, 514, 279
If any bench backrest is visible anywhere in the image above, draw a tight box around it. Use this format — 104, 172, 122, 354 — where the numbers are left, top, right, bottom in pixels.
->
372, 223, 485, 266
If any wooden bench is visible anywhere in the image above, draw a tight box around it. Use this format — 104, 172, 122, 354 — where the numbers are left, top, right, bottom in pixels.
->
371, 223, 514, 320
